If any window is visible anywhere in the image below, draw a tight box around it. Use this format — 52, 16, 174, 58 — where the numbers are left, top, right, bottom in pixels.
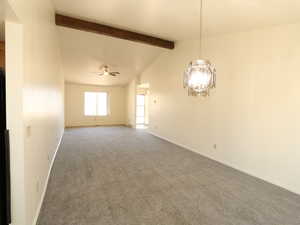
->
84, 92, 108, 116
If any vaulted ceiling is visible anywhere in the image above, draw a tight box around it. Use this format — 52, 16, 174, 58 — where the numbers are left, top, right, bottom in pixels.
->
54, 0, 300, 86
58, 27, 163, 86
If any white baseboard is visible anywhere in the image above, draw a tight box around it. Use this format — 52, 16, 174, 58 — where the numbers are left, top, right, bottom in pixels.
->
147, 130, 299, 195
65, 124, 126, 128
148, 131, 200, 155
32, 133, 63, 225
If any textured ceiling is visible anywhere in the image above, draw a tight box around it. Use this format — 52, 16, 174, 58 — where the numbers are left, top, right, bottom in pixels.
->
59, 27, 163, 86
54, 0, 300, 40
54, 0, 300, 85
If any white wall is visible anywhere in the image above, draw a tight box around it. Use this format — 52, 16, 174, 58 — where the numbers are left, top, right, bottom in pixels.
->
5, 0, 65, 225
5, 20, 26, 225
140, 23, 300, 195
65, 83, 126, 127
125, 79, 136, 127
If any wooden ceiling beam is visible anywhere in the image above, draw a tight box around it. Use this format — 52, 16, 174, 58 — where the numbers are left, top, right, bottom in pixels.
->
55, 14, 175, 50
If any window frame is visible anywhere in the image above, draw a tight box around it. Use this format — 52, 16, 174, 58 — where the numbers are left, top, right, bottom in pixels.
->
84, 91, 109, 117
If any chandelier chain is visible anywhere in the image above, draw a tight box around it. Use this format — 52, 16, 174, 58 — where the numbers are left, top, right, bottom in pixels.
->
199, 0, 203, 58
183, 0, 216, 97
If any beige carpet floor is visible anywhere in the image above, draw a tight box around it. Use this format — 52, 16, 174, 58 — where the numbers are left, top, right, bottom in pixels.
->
37, 126, 300, 225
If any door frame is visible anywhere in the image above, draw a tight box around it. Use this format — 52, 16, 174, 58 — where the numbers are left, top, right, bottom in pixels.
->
136, 94, 146, 125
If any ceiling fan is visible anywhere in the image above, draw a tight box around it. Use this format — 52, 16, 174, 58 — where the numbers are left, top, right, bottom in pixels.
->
90, 65, 120, 77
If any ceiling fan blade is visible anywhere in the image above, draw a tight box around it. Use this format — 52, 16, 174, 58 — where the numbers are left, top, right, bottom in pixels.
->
109, 73, 117, 76
110, 72, 120, 74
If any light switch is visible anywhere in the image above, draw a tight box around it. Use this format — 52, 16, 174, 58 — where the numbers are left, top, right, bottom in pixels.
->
26, 126, 31, 138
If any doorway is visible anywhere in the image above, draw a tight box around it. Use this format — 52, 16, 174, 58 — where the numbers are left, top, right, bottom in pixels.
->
0, 67, 11, 224
136, 83, 149, 129
136, 94, 147, 129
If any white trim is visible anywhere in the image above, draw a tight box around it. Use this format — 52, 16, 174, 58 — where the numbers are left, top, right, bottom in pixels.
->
32, 133, 63, 225
147, 131, 198, 153
65, 124, 126, 129
147, 130, 299, 195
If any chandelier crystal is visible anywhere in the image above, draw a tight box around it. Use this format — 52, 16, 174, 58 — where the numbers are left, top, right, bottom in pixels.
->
183, 0, 216, 97
184, 60, 216, 96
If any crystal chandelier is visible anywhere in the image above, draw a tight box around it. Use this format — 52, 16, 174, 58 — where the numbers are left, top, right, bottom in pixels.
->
183, 0, 216, 97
